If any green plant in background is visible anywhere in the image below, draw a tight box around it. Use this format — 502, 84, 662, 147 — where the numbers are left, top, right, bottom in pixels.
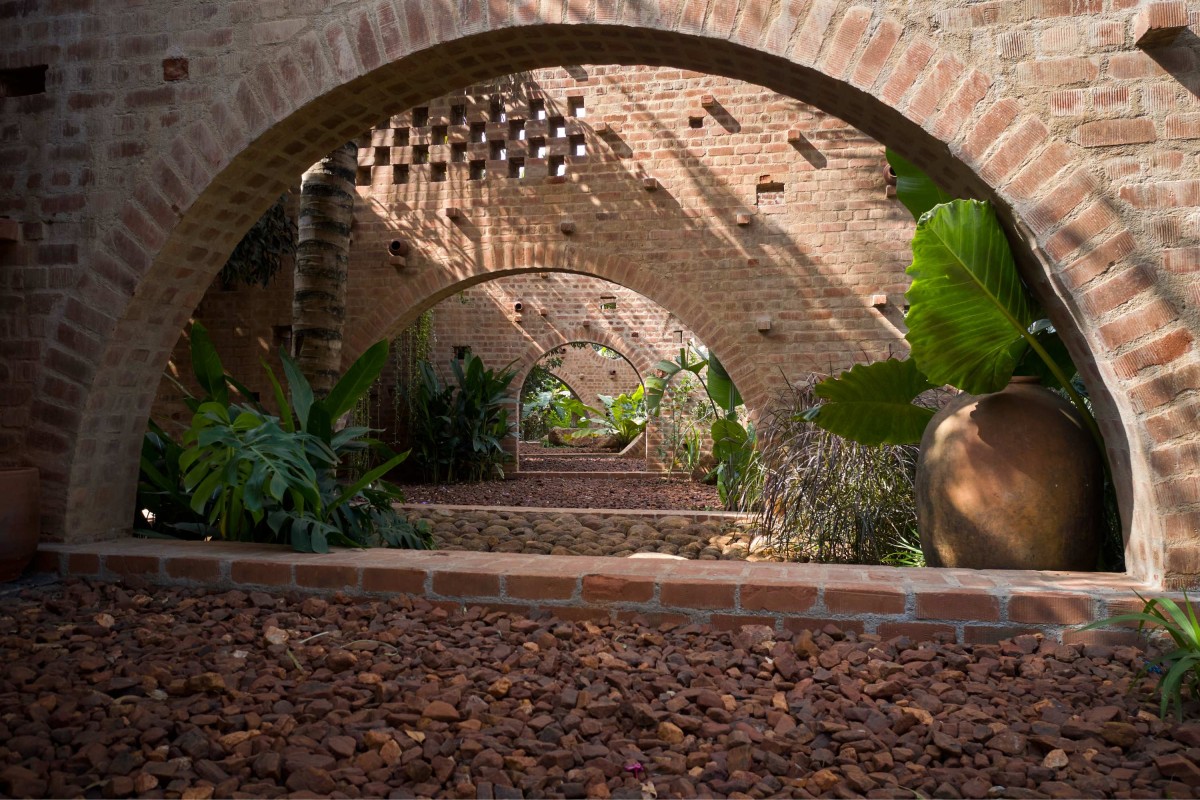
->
1081, 593, 1200, 720
136, 322, 432, 553
569, 386, 648, 448
654, 372, 711, 472
753, 377, 921, 564
645, 346, 762, 511
411, 354, 517, 482
521, 381, 576, 442
218, 194, 297, 289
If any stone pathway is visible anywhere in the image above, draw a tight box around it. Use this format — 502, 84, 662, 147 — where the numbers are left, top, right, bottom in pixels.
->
405, 508, 779, 561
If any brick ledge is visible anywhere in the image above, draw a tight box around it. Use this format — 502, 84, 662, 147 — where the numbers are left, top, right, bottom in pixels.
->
33, 540, 1154, 646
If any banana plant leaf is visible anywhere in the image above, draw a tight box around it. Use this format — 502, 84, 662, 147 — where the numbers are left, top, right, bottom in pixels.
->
905, 199, 1035, 396
189, 321, 229, 407
803, 358, 937, 445
324, 339, 389, 421
706, 352, 742, 415
887, 148, 955, 222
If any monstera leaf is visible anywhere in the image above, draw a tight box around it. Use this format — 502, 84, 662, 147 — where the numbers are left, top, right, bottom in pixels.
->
905, 199, 1035, 396
887, 149, 955, 222
803, 358, 937, 445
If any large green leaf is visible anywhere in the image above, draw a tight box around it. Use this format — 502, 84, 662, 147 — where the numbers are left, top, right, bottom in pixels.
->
706, 352, 742, 414
323, 339, 389, 421
887, 149, 955, 222
189, 321, 229, 406
905, 199, 1034, 395
805, 358, 937, 445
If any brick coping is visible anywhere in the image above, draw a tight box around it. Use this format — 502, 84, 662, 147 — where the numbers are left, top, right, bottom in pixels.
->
33, 539, 1157, 647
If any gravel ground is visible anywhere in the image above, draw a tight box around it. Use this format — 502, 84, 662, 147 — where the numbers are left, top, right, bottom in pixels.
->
398, 476, 721, 512
3, 579, 1200, 799
519, 456, 646, 473
409, 509, 767, 560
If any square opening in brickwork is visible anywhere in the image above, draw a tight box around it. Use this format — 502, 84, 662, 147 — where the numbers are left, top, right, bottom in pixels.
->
412, 107, 429, 127
355, 166, 371, 186
508, 158, 525, 179
490, 98, 506, 122
489, 141, 506, 161
570, 134, 586, 157
599, 296, 617, 311
0, 65, 47, 97
413, 145, 429, 165
689, 116, 704, 128
431, 163, 447, 182
550, 116, 566, 138
469, 160, 487, 181
454, 345, 471, 360
755, 181, 786, 207
395, 128, 410, 147
549, 155, 566, 177
431, 125, 448, 145
568, 96, 585, 117
451, 104, 467, 125
530, 99, 546, 120
374, 146, 390, 167
393, 164, 409, 185
509, 120, 525, 141
470, 122, 486, 143
529, 137, 547, 159
451, 143, 467, 163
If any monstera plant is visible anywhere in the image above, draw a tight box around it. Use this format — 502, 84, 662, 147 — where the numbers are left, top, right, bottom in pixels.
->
804, 151, 1102, 457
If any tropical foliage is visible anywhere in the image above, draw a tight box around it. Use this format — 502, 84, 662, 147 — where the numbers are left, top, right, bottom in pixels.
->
218, 193, 296, 289
569, 386, 648, 448
1081, 593, 1200, 720
136, 322, 431, 553
804, 152, 1101, 458
410, 354, 517, 482
645, 346, 761, 510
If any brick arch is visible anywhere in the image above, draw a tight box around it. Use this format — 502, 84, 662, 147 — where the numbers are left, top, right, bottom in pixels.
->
41, 3, 1195, 585
513, 335, 651, 464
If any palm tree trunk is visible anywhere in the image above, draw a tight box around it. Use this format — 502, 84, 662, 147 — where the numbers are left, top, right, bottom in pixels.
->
293, 142, 356, 397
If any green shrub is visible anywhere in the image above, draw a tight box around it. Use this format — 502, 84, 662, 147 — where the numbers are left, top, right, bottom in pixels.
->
136, 322, 431, 553
1081, 593, 1200, 720
568, 385, 648, 449
411, 354, 516, 482
752, 377, 920, 564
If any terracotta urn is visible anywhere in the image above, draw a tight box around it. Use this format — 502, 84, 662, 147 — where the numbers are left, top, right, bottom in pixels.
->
0, 467, 40, 582
915, 377, 1103, 571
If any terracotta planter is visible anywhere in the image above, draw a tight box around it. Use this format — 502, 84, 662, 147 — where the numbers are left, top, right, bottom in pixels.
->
0, 467, 40, 582
916, 377, 1103, 571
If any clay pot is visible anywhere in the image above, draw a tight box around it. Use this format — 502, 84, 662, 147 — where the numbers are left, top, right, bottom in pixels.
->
916, 377, 1103, 571
0, 467, 40, 582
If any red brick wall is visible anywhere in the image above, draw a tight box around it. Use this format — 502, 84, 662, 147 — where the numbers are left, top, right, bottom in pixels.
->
2, 2, 1199, 586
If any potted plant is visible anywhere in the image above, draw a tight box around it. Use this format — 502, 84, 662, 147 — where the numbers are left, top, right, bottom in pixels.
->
803, 152, 1108, 570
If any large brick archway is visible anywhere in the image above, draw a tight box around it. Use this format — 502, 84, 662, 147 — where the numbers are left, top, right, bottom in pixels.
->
6, 3, 1198, 586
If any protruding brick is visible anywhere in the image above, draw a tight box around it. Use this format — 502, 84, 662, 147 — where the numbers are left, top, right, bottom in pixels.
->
1133, 1, 1189, 48
231, 560, 292, 586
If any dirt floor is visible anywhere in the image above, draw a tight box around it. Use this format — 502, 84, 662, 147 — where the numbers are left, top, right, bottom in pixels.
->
397, 475, 721, 512
2, 579, 1199, 799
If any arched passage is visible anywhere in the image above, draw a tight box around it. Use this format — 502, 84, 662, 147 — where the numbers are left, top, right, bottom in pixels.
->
22, 5, 1197, 586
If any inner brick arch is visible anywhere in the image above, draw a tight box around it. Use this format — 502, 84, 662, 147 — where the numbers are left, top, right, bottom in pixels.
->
49, 5, 1196, 586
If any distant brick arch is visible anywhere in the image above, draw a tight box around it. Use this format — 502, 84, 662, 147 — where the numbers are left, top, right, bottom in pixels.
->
15, 2, 1196, 585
